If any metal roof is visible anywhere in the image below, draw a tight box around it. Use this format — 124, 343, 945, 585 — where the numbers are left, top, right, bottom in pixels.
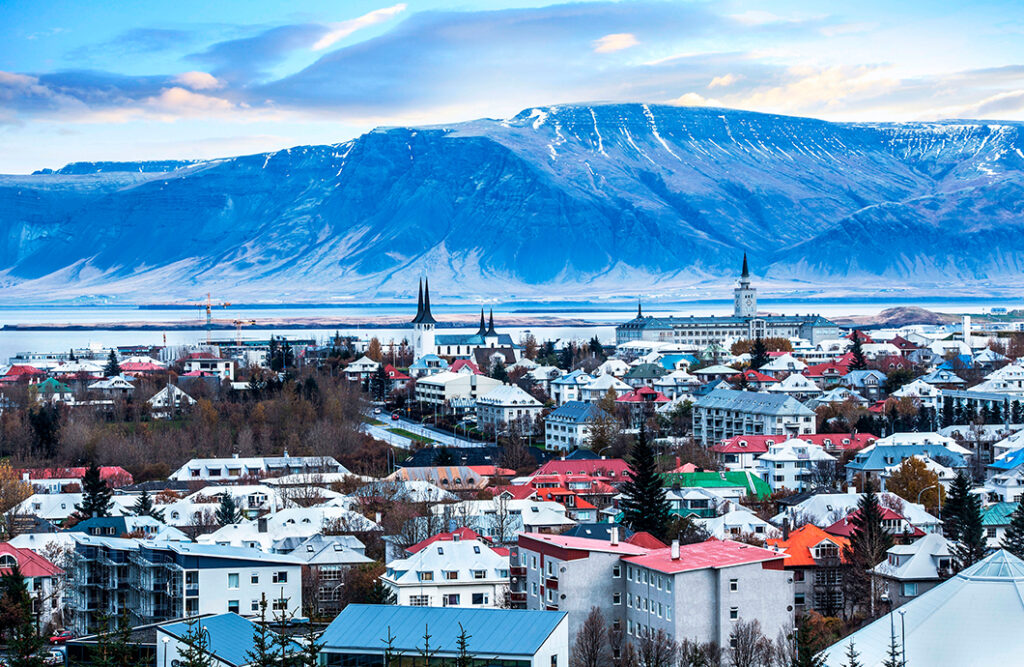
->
159, 613, 299, 667
320, 605, 565, 656
694, 388, 815, 416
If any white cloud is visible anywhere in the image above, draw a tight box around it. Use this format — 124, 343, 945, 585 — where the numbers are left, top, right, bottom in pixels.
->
669, 92, 717, 107
312, 4, 407, 51
174, 71, 223, 91
709, 73, 739, 89
592, 33, 639, 53
734, 65, 901, 114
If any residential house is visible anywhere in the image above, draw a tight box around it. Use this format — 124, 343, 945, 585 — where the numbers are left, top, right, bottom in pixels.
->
20, 465, 133, 494
146, 384, 196, 418
695, 507, 779, 540
756, 440, 836, 492
771, 491, 941, 534
766, 373, 822, 401
550, 371, 595, 405
871, 532, 953, 607
182, 354, 235, 381
692, 389, 816, 445
622, 363, 667, 388
0, 543, 64, 631
415, 371, 504, 409
476, 384, 544, 434
765, 525, 848, 615
759, 353, 808, 379
660, 471, 772, 503
408, 354, 449, 378
87, 375, 135, 398
578, 373, 631, 403
841, 370, 887, 401
168, 454, 346, 482
727, 369, 779, 391
982, 502, 1017, 547
653, 369, 701, 399
382, 538, 509, 608
544, 401, 610, 452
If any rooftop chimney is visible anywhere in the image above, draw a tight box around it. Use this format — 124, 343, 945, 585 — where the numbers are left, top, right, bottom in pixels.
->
232, 452, 239, 459
782, 518, 790, 541
671, 539, 680, 561
375, 512, 382, 525
257, 517, 268, 533
610, 526, 619, 546
847, 486, 856, 494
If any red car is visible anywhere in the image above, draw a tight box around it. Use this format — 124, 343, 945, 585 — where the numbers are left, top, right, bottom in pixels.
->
391, 413, 401, 421
48, 630, 74, 645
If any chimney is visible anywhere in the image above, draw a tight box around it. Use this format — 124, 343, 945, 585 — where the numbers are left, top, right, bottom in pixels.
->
671, 540, 680, 560
375, 512, 382, 525
232, 452, 239, 459
782, 518, 790, 541
675, 456, 681, 468
610, 526, 619, 546
847, 486, 856, 494
257, 517, 268, 533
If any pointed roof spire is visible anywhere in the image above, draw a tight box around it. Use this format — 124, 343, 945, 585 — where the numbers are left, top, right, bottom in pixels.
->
486, 309, 497, 336
411, 278, 424, 324
741, 253, 749, 279
477, 309, 487, 336
637, 300, 643, 318
420, 277, 437, 324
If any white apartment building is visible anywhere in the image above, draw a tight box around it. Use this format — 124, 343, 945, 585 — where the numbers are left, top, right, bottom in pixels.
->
168, 454, 347, 482
414, 371, 504, 407
382, 539, 510, 608
544, 401, 610, 452
476, 384, 544, 434
550, 371, 595, 405
183, 357, 235, 381
692, 389, 816, 445
756, 440, 837, 492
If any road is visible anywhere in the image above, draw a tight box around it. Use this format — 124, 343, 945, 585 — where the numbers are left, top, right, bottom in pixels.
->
362, 412, 491, 449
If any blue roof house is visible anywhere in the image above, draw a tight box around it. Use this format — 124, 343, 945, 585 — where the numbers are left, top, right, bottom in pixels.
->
157, 613, 302, 667
320, 604, 568, 667
846, 445, 967, 490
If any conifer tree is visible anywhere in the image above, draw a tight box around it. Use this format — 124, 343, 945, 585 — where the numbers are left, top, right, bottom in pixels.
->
177, 617, 214, 667
131, 488, 165, 522
880, 631, 902, 667
1000, 502, 1024, 559
364, 579, 397, 605
942, 471, 972, 541
620, 422, 670, 540
1, 563, 45, 667
94, 609, 137, 667
245, 594, 275, 667
381, 626, 403, 667
749, 335, 770, 369
842, 481, 893, 616
454, 624, 472, 667
104, 349, 122, 377
296, 622, 324, 667
849, 332, 868, 371
953, 491, 987, 571
215, 493, 242, 526
76, 461, 113, 518
841, 640, 863, 667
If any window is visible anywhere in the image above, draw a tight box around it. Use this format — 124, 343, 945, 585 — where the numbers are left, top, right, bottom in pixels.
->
0, 554, 16, 568
531, 556, 538, 569
472, 593, 488, 605
729, 579, 738, 592
272, 597, 289, 611
613, 565, 621, 578
552, 656, 558, 667
251, 573, 259, 584
794, 593, 806, 606
251, 600, 260, 612
902, 582, 918, 597
410, 595, 430, 607
473, 570, 486, 580
730, 607, 739, 620
272, 571, 288, 584
793, 570, 805, 582
666, 607, 671, 621
445, 571, 458, 580
228, 573, 239, 589
498, 569, 509, 578
613, 593, 621, 605
532, 583, 538, 595
228, 600, 239, 614
443, 594, 461, 606
418, 571, 434, 582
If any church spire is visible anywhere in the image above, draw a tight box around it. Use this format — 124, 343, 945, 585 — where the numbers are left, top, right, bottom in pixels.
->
420, 277, 437, 324
477, 309, 487, 336
486, 309, 497, 336
741, 253, 749, 279
411, 278, 423, 324
637, 300, 643, 318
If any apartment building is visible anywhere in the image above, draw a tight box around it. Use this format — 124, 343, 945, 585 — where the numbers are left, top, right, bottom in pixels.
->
66, 535, 302, 635
382, 538, 510, 608
692, 389, 816, 445
168, 454, 347, 482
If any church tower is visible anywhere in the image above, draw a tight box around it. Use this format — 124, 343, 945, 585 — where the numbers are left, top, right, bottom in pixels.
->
484, 309, 499, 348
411, 278, 437, 360
733, 254, 757, 318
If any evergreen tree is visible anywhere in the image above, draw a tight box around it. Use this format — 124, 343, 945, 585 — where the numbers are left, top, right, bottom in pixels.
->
69, 348, 78, 362
953, 491, 987, 571
941, 396, 955, 428
880, 630, 902, 667
589, 336, 606, 362
215, 493, 242, 526
1001, 501, 1024, 559
1, 563, 44, 667
792, 616, 826, 667
104, 349, 122, 377
749, 335, 770, 369
177, 617, 214, 667
454, 624, 472, 667
272, 595, 298, 667
842, 481, 893, 616
381, 627, 403, 667
1013, 400, 1023, 424
245, 594, 275, 667
841, 640, 863, 667
131, 488, 165, 521
619, 423, 671, 540
849, 332, 868, 371
371, 365, 391, 402
490, 361, 509, 383
558, 345, 575, 371
94, 610, 137, 667
942, 471, 973, 541
296, 623, 324, 667
364, 579, 397, 605
76, 461, 113, 518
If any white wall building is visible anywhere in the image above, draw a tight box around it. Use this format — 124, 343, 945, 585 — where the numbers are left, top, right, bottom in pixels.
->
476, 384, 544, 434
382, 538, 510, 608
756, 440, 837, 492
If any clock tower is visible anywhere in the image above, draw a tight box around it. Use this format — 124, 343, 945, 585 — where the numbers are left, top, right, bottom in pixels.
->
733, 253, 757, 318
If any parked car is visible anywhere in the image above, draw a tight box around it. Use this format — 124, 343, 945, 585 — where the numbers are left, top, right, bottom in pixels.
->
48, 631, 74, 645
42, 651, 64, 666
373, 407, 382, 415
391, 413, 401, 421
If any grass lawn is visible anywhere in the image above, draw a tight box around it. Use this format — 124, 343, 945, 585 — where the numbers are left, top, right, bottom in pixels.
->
386, 427, 434, 444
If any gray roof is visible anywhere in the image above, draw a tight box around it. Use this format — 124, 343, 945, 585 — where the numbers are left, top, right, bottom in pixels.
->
694, 389, 815, 416
547, 401, 609, 424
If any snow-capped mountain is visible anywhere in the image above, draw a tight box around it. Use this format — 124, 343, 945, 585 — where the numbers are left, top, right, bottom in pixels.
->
2, 103, 1023, 303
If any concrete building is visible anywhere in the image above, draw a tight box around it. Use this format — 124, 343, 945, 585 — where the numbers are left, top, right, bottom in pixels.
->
544, 401, 610, 452
756, 440, 836, 492
692, 389, 816, 445
0, 543, 64, 631
382, 538, 510, 608
766, 525, 848, 615
871, 532, 953, 608
476, 384, 544, 434
168, 454, 347, 482
414, 371, 504, 408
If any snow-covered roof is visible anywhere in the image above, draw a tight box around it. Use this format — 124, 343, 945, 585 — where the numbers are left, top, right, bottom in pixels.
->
384, 539, 508, 586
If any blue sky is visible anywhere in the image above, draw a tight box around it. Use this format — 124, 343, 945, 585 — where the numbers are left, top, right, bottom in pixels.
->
1, 0, 1023, 173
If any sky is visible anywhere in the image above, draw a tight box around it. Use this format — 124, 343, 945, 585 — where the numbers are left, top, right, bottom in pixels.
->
1, 0, 1023, 173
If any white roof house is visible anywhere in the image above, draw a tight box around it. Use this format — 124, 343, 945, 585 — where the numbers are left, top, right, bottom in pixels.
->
861, 432, 971, 457
197, 507, 381, 550
756, 439, 836, 492
169, 454, 347, 482
759, 354, 807, 376
147, 384, 196, 417
890, 379, 943, 408
15, 493, 134, 523
766, 373, 822, 398
696, 507, 780, 540
595, 359, 631, 377
822, 550, 1024, 667
871, 532, 952, 582
772, 492, 941, 532
382, 538, 510, 608
579, 373, 632, 402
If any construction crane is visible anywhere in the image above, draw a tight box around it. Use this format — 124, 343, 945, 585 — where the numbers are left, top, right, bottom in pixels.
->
233, 319, 256, 346
192, 293, 231, 344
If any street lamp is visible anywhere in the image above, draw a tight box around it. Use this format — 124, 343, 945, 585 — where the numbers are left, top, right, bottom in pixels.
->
916, 483, 942, 512
162, 636, 170, 667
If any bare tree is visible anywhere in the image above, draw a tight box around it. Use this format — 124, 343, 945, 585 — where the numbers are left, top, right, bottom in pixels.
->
635, 628, 677, 667
728, 619, 772, 667
571, 607, 611, 667
679, 640, 722, 667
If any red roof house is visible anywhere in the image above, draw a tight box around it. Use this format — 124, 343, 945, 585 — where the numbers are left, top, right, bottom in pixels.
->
0, 543, 63, 578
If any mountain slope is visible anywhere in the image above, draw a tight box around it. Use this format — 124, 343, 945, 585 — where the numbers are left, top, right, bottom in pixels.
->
1, 104, 1023, 302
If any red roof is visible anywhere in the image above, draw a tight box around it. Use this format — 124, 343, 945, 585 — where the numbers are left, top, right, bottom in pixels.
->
875, 355, 912, 370
119, 361, 165, 372
765, 525, 850, 567
519, 532, 650, 556
534, 488, 597, 510
800, 433, 877, 451
185, 352, 219, 360
4, 365, 46, 377
21, 466, 133, 486
712, 435, 779, 455
803, 361, 850, 378
407, 527, 490, 553
846, 331, 874, 344
623, 538, 786, 574
0, 543, 63, 578
491, 485, 538, 500
824, 508, 925, 538
532, 458, 633, 480
669, 463, 699, 473
728, 369, 778, 384
383, 364, 411, 381
837, 352, 857, 366
624, 532, 668, 549
449, 359, 481, 375
889, 336, 920, 351
616, 387, 669, 403
467, 465, 515, 477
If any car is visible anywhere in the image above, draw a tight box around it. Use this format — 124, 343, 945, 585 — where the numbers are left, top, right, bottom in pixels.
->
42, 651, 64, 666
391, 413, 401, 421
373, 407, 382, 415
48, 631, 74, 645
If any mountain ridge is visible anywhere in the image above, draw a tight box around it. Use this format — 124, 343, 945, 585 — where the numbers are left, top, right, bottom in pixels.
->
2, 103, 1023, 303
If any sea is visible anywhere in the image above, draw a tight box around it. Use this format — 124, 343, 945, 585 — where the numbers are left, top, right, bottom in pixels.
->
0, 297, 1019, 363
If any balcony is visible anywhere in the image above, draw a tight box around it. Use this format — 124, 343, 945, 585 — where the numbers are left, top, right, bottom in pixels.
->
544, 577, 558, 591
510, 566, 526, 576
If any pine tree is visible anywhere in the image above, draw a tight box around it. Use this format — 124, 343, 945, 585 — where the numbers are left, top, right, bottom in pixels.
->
842, 482, 893, 616
76, 461, 113, 518
1000, 502, 1024, 558
215, 493, 242, 526
381, 626, 403, 667
1013, 400, 1023, 424
272, 594, 298, 667
364, 579, 397, 605
94, 609, 137, 667
619, 423, 671, 540
953, 491, 987, 571
749, 335, 770, 369
296, 622, 324, 667
177, 617, 214, 667
880, 631, 902, 667
454, 623, 472, 667
490, 361, 509, 383
941, 396, 955, 428
131, 488, 165, 522
245, 594, 275, 667
943, 471, 972, 541
104, 349, 122, 377
849, 332, 868, 371
792, 616, 826, 667
1, 563, 44, 667
841, 640, 863, 667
